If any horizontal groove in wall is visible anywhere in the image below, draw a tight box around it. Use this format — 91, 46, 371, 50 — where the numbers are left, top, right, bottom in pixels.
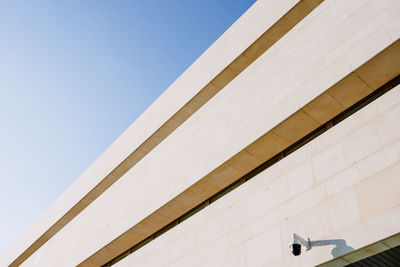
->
83, 39, 400, 267
103, 75, 400, 267
9, 1, 324, 266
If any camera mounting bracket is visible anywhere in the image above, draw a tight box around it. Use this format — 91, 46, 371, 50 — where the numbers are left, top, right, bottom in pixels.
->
293, 233, 312, 251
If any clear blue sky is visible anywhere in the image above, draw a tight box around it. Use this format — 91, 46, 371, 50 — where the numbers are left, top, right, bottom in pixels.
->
0, 0, 256, 255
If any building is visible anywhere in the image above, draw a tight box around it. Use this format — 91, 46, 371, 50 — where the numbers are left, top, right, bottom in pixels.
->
1, 0, 400, 266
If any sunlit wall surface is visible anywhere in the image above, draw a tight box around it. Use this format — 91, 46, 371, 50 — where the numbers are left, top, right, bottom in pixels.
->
1, 0, 400, 266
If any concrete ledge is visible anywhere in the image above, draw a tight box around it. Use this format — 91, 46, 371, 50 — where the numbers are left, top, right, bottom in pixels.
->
14, 0, 400, 264
6, 0, 400, 266
318, 233, 400, 266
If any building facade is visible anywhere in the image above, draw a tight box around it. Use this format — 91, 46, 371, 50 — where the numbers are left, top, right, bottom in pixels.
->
1, 0, 400, 266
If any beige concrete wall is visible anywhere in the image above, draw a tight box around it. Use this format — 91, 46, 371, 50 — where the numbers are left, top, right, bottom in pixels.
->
114, 84, 400, 267
13, 0, 400, 266
0, 0, 305, 265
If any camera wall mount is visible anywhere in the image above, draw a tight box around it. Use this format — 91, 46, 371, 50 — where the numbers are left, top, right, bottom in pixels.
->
290, 233, 312, 256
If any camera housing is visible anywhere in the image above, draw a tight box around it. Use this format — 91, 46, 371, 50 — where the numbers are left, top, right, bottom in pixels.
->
290, 241, 302, 256
290, 233, 311, 256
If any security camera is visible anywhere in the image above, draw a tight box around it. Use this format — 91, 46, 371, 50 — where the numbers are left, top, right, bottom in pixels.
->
290, 233, 311, 256
290, 239, 302, 256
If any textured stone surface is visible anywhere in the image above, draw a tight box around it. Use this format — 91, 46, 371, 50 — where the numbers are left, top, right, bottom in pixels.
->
2, 0, 400, 266
115, 85, 400, 267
